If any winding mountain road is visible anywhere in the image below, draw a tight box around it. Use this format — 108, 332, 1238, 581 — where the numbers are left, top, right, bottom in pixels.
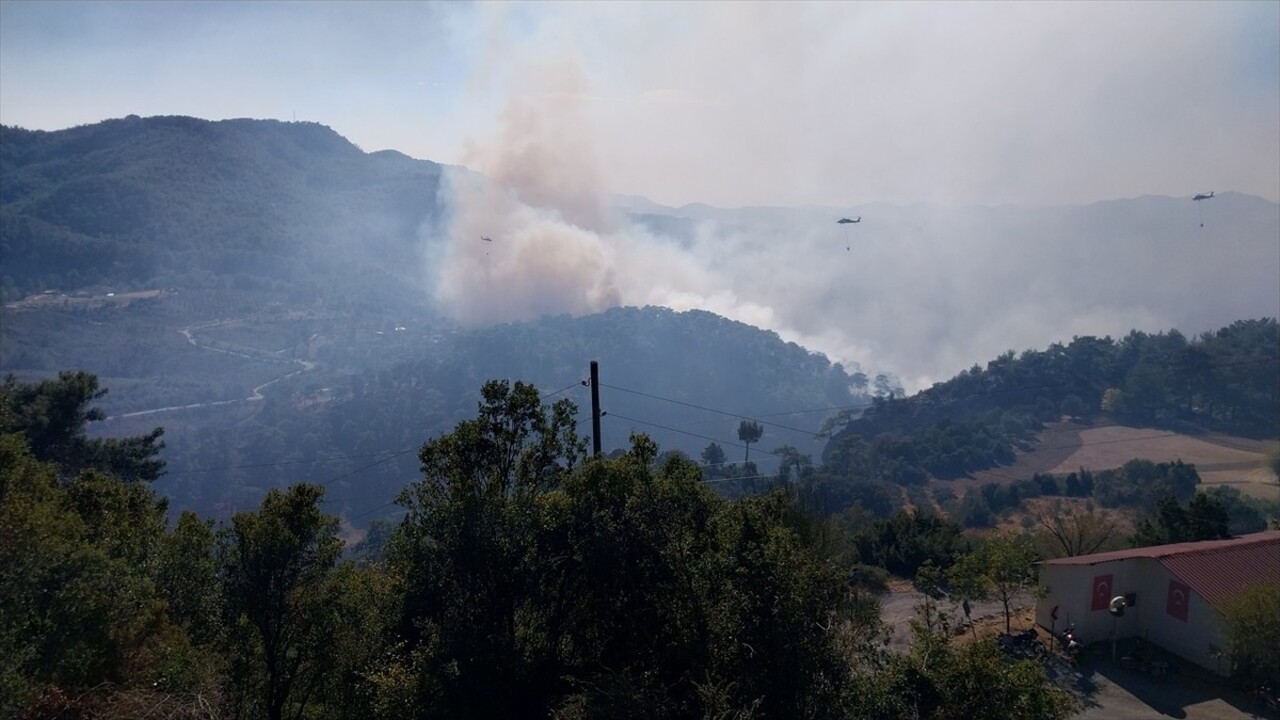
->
103, 326, 317, 420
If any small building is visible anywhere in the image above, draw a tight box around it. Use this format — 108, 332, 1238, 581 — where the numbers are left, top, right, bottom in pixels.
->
1035, 531, 1280, 674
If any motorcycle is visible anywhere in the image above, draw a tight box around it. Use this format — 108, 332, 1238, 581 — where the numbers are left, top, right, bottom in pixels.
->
1056, 625, 1081, 662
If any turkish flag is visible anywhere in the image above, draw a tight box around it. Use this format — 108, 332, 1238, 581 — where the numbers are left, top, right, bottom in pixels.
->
1167, 579, 1190, 622
1091, 574, 1114, 611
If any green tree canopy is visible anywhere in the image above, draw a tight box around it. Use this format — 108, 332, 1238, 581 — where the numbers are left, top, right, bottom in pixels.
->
948, 533, 1040, 634
1130, 492, 1231, 547
218, 483, 342, 720
0, 371, 165, 481
385, 382, 871, 718
737, 419, 764, 463
1222, 582, 1280, 689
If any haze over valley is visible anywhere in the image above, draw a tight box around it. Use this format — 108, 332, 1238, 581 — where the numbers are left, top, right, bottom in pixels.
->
2, 4, 1279, 718
0, 0, 1275, 564
2, 114, 1277, 520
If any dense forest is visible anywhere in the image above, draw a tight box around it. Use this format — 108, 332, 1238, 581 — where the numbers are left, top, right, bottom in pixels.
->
3, 311, 1277, 716
3, 116, 1276, 527
817, 319, 1279, 496
2, 375, 1077, 720
135, 305, 869, 521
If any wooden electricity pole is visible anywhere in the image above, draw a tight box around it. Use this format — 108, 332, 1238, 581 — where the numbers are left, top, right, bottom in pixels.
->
590, 360, 602, 457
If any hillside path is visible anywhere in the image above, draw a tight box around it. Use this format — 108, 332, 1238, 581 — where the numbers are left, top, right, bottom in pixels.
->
104, 326, 316, 420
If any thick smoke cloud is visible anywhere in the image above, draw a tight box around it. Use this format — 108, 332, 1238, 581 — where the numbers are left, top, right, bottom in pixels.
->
428, 53, 767, 334
1, 2, 1273, 391
429, 83, 1279, 391
425, 5, 1279, 390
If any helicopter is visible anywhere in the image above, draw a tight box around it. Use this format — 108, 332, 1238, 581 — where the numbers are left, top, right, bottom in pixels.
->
1192, 192, 1214, 201
836, 217, 861, 251
480, 236, 493, 242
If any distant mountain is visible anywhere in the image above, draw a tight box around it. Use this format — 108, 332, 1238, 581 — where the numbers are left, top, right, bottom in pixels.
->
1, 115, 443, 307
5, 116, 1276, 526
0, 116, 875, 523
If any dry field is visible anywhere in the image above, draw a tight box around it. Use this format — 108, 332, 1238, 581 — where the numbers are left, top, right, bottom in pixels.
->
1048, 425, 1277, 501
967, 422, 1278, 501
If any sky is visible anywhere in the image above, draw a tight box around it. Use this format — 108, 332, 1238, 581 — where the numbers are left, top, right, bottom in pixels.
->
2, 0, 1278, 389
2, 0, 1277, 208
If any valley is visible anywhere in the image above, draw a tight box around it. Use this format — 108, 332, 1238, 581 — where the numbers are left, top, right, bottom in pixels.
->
3, 1, 1277, 714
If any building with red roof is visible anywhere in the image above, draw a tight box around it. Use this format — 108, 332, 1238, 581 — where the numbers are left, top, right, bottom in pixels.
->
1035, 531, 1280, 674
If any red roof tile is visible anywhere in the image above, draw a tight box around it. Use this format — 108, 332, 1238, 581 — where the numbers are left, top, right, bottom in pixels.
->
1161, 539, 1280, 611
1043, 531, 1280, 612
1042, 531, 1280, 566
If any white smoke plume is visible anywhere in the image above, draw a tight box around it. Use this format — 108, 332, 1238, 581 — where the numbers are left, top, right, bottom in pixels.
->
427, 52, 788, 346
425, 21, 1279, 392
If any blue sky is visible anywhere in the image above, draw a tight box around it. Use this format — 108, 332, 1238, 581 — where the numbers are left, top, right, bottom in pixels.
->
2, 0, 1277, 208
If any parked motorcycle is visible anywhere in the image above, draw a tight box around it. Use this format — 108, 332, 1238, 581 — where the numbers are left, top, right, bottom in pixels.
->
1056, 625, 1081, 662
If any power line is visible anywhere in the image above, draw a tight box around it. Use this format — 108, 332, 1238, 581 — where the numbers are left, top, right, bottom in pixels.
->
159, 344, 1274, 518
322, 448, 419, 488
914, 429, 1246, 488
320, 378, 587, 506
163, 378, 586, 478
756, 403, 871, 418
884, 355, 1277, 412
600, 382, 822, 437
603, 410, 784, 460
287, 423, 1252, 522
702, 473, 783, 484
165, 449, 413, 476
345, 499, 403, 523
542, 381, 585, 400
160, 346, 1274, 480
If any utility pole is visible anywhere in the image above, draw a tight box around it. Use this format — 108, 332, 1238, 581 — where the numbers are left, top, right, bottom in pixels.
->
590, 360, 602, 457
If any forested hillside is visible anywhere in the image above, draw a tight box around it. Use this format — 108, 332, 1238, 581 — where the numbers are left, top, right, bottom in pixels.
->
0, 375, 1075, 720
0, 117, 881, 520
1, 115, 443, 305
820, 319, 1280, 489
153, 306, 865, 521
2, 116, 1275, 532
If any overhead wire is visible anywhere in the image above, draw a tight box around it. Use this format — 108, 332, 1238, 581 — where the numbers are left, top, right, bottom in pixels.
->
163, 378, 588, 478
159, 351, 1271, 479
320, 379, 586, 508
541, 381, 585, 400
164, 449, 413, 476
600, 382, 823, 437
602, 410, 784, 460
161, 347, 1276, 520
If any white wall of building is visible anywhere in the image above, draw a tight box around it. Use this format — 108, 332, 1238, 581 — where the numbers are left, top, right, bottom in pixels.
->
1037, 558, 1228, 674
1135, 561, 1227, 674
1037, 559, 1142, 642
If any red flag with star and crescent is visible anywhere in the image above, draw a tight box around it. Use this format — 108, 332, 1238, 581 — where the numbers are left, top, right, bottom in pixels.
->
1167, 579, 1190, 622
1091, 574, 1114, 611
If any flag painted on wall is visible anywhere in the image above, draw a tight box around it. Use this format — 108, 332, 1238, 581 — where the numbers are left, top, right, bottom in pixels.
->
1091, 574, 1114, 611
1166, 579, 1190, 622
